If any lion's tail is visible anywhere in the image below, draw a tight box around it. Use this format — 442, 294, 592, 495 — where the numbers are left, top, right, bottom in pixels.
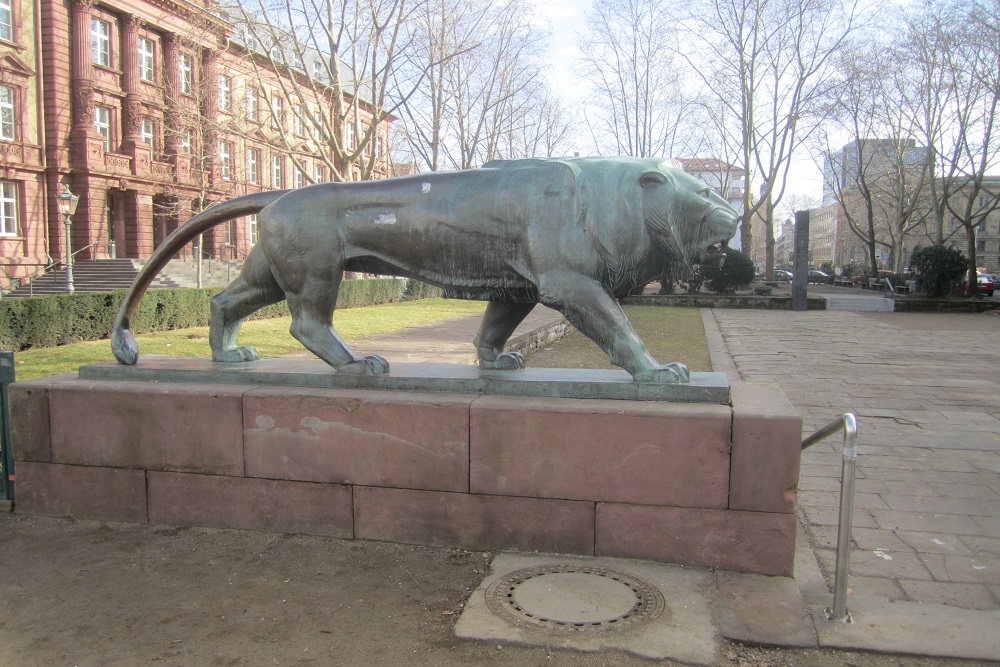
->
111, 190, 289, 365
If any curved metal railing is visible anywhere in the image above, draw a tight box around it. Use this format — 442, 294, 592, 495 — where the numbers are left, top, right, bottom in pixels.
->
802, 412, 858, 623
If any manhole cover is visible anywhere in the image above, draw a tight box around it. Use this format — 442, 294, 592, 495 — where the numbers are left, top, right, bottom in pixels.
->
485, 564, 665, 634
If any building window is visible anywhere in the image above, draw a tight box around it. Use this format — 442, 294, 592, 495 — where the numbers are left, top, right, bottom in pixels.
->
179, 53, 193, 95
138, 37, 155, 82
219, 141, 232, 179
293, 104, 304, 136
141, 117, 155, 148
0, 0, 13, 42
224, 220, 236, 247
249, 214, 258, 245
0, 85, 14, 141
247, 87, 259, 121
181, 128, 193, 154
94, 106, 111, 151
91, 18, 111, 67
270, 95, 283, 129
312, 60, 322, 79
294, 167, 304, 189
219, 76, 231, 112
247, 147, 260, 184
271, 154, 283, 187
978, 240, 986, 252
312, 108, 322, 140
346, 122, 356, 150
0, 181, 15, 236
243, 28, 261, 52
376, 134, 384, 158
314, 164, 324, 183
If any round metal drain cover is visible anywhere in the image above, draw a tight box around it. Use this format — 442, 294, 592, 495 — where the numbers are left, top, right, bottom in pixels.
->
485, 564, 665, 634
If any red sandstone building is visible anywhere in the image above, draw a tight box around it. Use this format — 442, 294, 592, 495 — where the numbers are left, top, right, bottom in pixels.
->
0, 0, 392, 291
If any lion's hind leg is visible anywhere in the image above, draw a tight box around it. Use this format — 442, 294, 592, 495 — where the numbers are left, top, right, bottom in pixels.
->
210, 249, 285, 363
474, 302, 535, 370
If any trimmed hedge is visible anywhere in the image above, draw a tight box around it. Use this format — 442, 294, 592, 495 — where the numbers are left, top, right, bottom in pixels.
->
0, 278, 408, 351
403, 279, 444, 301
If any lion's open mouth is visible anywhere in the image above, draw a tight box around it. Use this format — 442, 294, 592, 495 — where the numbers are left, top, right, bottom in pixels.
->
700, 241, 728, 268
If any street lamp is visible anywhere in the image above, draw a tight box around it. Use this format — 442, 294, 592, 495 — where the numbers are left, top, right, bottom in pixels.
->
57, 184, 80, 294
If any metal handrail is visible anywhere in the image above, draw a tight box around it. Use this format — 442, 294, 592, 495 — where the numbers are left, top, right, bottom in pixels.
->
25, 243, 105, 296
802, 412, 858, 623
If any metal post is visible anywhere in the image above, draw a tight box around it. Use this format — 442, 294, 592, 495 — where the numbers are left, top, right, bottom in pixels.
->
0, 350, 15, 503
825, 412, 858, 623
64, 216, 74, 294
792, 210, 809, 311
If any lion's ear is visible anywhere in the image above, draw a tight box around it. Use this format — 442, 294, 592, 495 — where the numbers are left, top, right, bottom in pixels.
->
639, 171, 668, 188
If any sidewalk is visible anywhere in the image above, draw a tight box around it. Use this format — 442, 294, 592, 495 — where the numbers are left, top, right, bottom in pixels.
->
704, 307, 1000, 659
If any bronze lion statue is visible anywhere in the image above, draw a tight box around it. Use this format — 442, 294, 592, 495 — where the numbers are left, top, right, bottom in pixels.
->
112, 157, 739, 383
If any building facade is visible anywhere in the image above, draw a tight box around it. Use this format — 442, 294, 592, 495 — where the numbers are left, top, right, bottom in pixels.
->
0, 0, 392, 291
812, 139, 1000, 273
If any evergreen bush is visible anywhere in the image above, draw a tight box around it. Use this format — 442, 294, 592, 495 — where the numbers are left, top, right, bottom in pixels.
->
910, 245, 967, 298
703, 249, 756, 294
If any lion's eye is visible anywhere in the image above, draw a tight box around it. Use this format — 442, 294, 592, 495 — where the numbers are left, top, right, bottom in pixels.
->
700, 188, 712, 198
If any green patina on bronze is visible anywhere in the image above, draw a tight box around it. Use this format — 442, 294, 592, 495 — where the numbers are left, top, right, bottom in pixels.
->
111, 157, 738, 383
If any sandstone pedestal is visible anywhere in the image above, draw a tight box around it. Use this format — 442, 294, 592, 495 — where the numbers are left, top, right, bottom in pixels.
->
10, 359, 801, 576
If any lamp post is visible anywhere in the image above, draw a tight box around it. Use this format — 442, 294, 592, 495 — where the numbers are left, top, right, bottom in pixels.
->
57, 185, 80, 294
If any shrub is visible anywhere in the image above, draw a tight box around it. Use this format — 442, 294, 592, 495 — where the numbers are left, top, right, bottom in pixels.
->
403, 279, 444, 301
753, 285, 773, 296
658, 278, 676, 294
684, 268, 704, 293
0, 278, 407, 351
910, 245, 967, 298
703, 249, 756, 294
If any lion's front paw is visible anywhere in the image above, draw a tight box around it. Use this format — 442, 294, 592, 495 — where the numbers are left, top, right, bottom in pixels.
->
339, 354, 390, 376
634, 362, 690, 384
214, 346, 261, 363
479, 351, 525, 370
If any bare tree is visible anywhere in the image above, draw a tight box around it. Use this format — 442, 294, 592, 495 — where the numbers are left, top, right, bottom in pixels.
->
577, 0, 705, 158
682, 0, 869, 277
227, 0, 421, 182
443, 0, 547, 169
818, 41, 933, 275
896, 0, 1000, 291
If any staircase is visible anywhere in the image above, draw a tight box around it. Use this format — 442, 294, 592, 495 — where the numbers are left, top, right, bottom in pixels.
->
5, 259, 142, 297
4, 257, 241, 298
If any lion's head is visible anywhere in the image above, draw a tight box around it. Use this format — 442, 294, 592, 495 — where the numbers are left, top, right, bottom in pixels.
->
640, 164, 740, 274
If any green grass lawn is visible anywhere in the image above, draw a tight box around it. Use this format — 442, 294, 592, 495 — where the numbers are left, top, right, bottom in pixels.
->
526, 306, 711, 372
13, 298, 487, 381
13, 301, 710, 381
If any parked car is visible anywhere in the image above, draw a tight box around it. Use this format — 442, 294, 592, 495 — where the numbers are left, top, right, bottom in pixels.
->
978, 274, 995, 296
773, 270, 793, 282
807, 269, 830, 283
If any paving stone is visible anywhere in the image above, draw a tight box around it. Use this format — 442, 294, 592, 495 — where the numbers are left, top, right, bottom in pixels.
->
801, 504, 878, 529
871, 510, 988, 535
840, 574, 907, 601
850, 527, 917, 553
881, 495, 999, 516
896, 531, 973, 555
898, 580, 1000, 610
819, 549, 934, 581
973, 516, 1000, 538
931, 483, 1000, 500
919, 553, 1000, 585
960, 535, 1000, 555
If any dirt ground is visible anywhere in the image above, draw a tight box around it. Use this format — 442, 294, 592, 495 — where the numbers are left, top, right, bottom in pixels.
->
0, 515, 995, 667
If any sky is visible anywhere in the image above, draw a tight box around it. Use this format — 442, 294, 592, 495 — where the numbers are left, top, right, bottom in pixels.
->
529, 0, 826, 210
